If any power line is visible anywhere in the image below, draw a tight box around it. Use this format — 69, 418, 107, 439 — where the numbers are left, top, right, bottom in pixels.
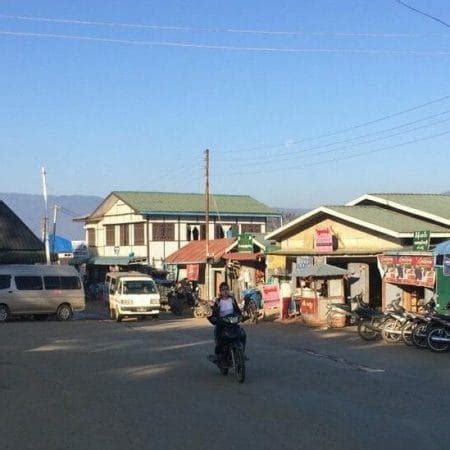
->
214, 109, 450, 162
218, 94, 450, 154
1, 13, 449, 38
213, 129, 450, 176
396, 1, 450, 29
1, 30, 450, 56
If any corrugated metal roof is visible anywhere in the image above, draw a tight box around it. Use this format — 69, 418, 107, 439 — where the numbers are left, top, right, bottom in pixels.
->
326, 206, 450, 233
354, 193, 450, 221
0, 201, 44, 251
166, 238, 236, 264
112, 191, 277, 216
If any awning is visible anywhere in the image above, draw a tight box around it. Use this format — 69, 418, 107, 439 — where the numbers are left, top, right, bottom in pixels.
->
222, 252, 264, 261
295, 263, 349, 278
434, 240, 450, 256
69, 256, 147, 266
166, 238, 236, 264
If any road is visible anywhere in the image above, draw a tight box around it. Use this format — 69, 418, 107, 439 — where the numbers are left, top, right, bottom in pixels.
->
1, 312, 449, 450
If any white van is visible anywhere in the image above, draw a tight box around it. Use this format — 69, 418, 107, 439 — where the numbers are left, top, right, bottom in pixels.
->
0, 265, 85, 322
106, 272, 160, 321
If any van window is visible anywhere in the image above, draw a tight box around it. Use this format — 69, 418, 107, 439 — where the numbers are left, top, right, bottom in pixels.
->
109, 278, 117, 294
44, 276, 81, 290
123, 280, 157, 294
15, 276, 43, 290
0, 275, 11, 290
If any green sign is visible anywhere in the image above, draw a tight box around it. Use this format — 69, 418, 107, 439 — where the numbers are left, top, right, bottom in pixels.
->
238, 233, 253, 253
413, 230, 430, 251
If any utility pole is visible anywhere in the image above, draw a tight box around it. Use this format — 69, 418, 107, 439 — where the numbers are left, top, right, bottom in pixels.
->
51, 204, 59, 256
41, 167, 51, 265
204, 149, 210, 301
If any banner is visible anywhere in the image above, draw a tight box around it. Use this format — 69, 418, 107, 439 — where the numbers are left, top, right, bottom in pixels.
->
413, 231, 431, 251
378, 255, 435, 288
186, 264, 199, 281
238, 233, 253, 253
314, 228, 333, 253
262, 284, 280, 309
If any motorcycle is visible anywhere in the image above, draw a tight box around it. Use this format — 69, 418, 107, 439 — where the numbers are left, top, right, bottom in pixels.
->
426, 304, 450, 352
208, 314, 247, 383
168, 282, 195, 316
381, 295, 408, 344
401, 299, 436, 347
354, 297, 386, 341
240, 289, 260, 324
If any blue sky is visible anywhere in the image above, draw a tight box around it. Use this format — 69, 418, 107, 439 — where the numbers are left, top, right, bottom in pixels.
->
0, 0, 449, 208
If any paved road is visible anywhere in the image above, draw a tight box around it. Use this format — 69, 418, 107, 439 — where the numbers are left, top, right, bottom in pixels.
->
1, 314, 449, 450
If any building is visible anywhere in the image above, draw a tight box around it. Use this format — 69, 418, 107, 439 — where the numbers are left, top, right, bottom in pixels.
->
0, 200, 47, 264
265, 194, 450, 307
76, 191, 279, 275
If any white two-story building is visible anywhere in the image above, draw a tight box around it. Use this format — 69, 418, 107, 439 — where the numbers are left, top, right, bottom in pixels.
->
77, 191, 279, 269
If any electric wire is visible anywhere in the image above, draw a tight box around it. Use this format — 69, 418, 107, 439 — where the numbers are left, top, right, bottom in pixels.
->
1, 13, 449, 38
396, 1, 450, 29
1, 30, 450, 56
212, 129, 450, 176
213, 108, 450, 162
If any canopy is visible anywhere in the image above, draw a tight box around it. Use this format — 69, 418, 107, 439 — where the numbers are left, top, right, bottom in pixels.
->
434, 240, 450, 256
295, 263, 349, 278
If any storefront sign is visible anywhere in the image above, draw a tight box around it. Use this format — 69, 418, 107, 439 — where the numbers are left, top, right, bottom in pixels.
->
413, 231, 431, 251
444, 256, 450, 276
292, 256, 313, 276
262, 284, 280, 309
238, 233, 253, 253
378, 255, 435, 288
186, 264, 199, 281
314, 228, 333, 253
300, 298, 316, 315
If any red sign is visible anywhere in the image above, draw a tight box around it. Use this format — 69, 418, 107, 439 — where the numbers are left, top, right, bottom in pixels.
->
378, 255, 435, 288
262, 285, 280, 309
186, 264, 199, 281
300, 298, 316, 315
314, 227, 333, 253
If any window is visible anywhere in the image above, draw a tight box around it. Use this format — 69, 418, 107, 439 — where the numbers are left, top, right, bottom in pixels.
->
87, 229, 96, 247
187, 225, 200, 241
123, 280, 157, 294
134, 223, 145, 245
0, 275, 11, 290
106, 225, 115, 246
241, 224, 261, 234
120, 224, 129, 246
44, 276, 81, 290
153, 223, 175, 241
214, 225, 225, 239
15, 276, 43, 290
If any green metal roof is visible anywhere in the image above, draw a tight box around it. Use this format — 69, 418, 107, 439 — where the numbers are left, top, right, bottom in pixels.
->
362, 194, 450, 221
113, 191, 277, 216
327, 206, 450, 233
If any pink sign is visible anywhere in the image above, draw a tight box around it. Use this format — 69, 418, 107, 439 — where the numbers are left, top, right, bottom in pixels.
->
186, 264, 199, 281
262, 285, 280, 309
314, 228, 333, 253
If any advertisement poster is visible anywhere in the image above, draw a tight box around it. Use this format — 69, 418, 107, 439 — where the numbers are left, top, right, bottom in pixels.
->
314, 228, 333, 253
378, 255, 435, 288
262, 284, 280, 309
186, 264, 199, 281
444, 256, 450, 277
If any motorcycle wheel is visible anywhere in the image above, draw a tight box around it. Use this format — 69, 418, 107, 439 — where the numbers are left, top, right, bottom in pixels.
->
357, 320, 378, 341
412, 322, 429, 349
401, 320, 415, 346
220, 367, 229, 375
232, 347, 246, 384
248, 301, 258, 324
427, 328, 450, 353
382, 318, 402, 343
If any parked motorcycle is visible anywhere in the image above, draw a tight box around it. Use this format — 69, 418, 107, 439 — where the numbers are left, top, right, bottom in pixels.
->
240, 289, 260, 324
426, 305, 450, 352
354, 297, 386, 341
381, 295, 408, 344
208, 313, 246, 383
401, 299, 436, 347
168, 282, 195, 316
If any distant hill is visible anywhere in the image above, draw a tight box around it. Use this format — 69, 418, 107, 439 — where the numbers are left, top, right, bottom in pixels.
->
0, 193, 102, 241
267, 207, 310, 232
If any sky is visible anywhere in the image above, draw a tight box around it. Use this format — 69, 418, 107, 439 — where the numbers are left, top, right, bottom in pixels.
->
0, 0, 449, 209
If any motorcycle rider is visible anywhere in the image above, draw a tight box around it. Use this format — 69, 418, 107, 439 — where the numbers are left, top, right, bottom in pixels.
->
208, 282, 246, 363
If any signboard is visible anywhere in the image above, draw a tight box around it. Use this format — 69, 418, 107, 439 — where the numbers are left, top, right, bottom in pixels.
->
292, 256, 313, 276
238, 233, 253, 253
378, 255, 435, 288
413, 231, 431, 251
444, 256, 450, 277
300, 298, 316, 315
186, 264, 199, 281
314, 228, 333, 253
262, 284, 280, 309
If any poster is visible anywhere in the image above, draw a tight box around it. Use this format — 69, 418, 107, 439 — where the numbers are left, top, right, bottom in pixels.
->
314, 228, 333, 253
186, 264, 199, 281
262, 284, 280, 309
444, 256, 450, 277
378, 255, 435, 288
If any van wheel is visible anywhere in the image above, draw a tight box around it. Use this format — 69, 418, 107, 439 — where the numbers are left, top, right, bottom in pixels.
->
56, 304, 72, 321
0, 304, 10, 322
110, 309, 116, 320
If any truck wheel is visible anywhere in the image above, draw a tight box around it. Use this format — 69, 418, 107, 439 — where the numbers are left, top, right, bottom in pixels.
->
0, 304, 10, 322
57, 304, 72, 321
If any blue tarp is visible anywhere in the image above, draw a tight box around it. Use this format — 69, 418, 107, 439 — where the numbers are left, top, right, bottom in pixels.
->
48, 234, 73, 253
434, 240, 450, 256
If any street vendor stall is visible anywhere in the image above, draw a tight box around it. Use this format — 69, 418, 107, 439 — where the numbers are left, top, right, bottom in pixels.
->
293, 263, 349, 327
434, 240, 450, 314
